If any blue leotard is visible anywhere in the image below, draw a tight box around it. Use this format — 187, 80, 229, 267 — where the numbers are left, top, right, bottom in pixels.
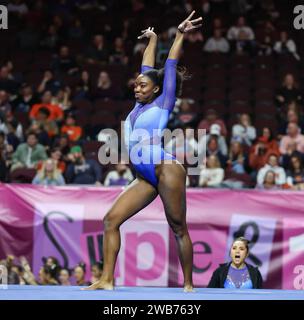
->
124, 59, 178, 187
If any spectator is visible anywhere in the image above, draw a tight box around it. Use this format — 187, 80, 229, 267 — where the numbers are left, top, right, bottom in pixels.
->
18, 256, 38, 285
0, 66, 18, 94
1, 255, 19, 284
208, 237, 263, 289
168, 98, 197, 130
39, 265, 59, 285
11, 132, 47, 171
13, 83, 38, 113
227, 141, 250, 174
49, 147, 66, 173
257, 34, 273, 56
278, 109, 304, 137
198, 108, 227, 137
33, 106, 59, 138
74, 70, 93, 99
68, 18, 84, 40
256, 154, 286, 186
59, 268, 71, 286
256, 21, 277, 56
73, 263, 90, 286
204, 29, 230, 53
85, 34, 109, 65
273, 31, 300, 60
4, 118, 21, 151
37, 70, 61, 94
109, 37, 129, 65
26, 122, 51, 147
61, 113, 82, 142
281, 141, 304, 171
227, 16, 255, 54
249, 128, 280, 171
198, 123, 228, 158
0, 113, 23, 142
202, 135, 227, 168
32, 158, 65, 186
256, 170, 281, 190
286, 155, 304, 190
51, 46, 78, 74
199, 154, 224, 188
90, 262, 103, 284
0, 90, 12, 114
280, 123, 304, 155
211, 17, 227, 35
40, 24, 60, 50
103, 161, 134, 186
30, 90, 64, 122
276, 73, 302, 107
65, 145, 102, 185
52, 134, 71, 160
232, 113, 256, 146
52, 86, 72, 111
93, 71, 119, 100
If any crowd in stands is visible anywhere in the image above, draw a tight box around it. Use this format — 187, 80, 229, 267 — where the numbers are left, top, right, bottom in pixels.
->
0, 0, 304, 190
0, 254, 102, 286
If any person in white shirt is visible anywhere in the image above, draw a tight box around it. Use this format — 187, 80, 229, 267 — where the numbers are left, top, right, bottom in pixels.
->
199, 154, 224, 187
273, 31, 300, 61
256, 154, 286, 186
227, 16, 255, 54
204, 29, 230, 53
227, 16, 255, 41
232, 113, 256, 146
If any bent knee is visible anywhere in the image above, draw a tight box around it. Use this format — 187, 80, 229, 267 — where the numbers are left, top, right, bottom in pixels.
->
169, 222, 187, 238
103, 212, 120, 230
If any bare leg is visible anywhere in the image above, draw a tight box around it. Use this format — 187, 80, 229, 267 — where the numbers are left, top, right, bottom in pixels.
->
83, 177, 158, 290
156, 160, 194, 291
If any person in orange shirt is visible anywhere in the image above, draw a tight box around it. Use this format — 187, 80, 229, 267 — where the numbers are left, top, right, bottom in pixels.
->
61, 113, 82, 141
30, 90, 64, 122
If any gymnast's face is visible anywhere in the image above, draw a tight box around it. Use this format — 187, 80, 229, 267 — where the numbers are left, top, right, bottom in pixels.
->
134, 74, 159, 104
230, 241, 248, 267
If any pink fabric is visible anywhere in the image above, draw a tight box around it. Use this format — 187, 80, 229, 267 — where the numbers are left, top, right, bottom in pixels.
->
0, 184, 303, 288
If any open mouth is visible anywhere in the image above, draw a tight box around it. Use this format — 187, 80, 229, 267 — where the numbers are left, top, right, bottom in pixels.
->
235, 254, 241, 260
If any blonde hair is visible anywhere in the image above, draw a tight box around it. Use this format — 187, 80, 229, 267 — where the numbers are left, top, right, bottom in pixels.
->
37, 159, 61, 180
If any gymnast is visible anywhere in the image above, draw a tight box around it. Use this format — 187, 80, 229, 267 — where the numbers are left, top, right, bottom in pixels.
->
85, 11, 202, 292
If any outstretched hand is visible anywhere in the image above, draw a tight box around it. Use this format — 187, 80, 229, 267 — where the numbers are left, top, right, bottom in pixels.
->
137, 27, 157, 39
178, 10, 203, 33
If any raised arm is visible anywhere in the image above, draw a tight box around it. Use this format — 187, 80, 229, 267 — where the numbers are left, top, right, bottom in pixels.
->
168, 11, 202, 60
138, 27, 157, 69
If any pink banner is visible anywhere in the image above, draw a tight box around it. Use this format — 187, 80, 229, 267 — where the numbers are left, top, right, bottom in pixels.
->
1, 183, 304, 289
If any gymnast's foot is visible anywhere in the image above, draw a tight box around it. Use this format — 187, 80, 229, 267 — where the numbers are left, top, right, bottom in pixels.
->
82, 279, 114, 291
183, 284, 195, 292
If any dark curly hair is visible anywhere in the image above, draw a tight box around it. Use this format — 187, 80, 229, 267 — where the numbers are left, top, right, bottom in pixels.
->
143, 66, 189, 98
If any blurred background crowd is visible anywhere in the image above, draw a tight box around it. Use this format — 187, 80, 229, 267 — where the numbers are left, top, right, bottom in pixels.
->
0, 254, 103, 285
0, 0, 304, 190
